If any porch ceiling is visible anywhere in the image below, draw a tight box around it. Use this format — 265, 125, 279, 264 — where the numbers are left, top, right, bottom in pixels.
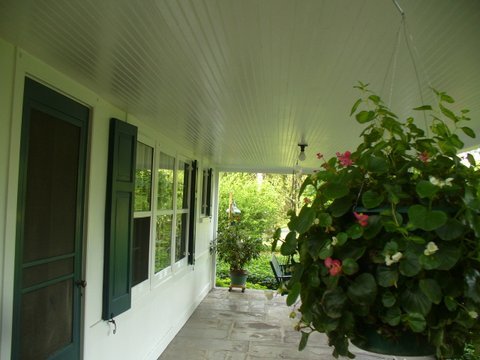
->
1, 0, 479, 172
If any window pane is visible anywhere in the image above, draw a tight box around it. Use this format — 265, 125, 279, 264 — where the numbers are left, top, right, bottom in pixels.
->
155, 214, 172, 272
135, 142, 153, 212
175, 213, 188, 262
177, 161, 190, 210
157, 152, 174, 210
132, 217, 150, 286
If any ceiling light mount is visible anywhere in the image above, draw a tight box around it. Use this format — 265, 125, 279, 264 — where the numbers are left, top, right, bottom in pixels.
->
298, 143, 308, 161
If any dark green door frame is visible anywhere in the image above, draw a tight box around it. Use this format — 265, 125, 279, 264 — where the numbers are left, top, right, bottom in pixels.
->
13, 78, 89, 359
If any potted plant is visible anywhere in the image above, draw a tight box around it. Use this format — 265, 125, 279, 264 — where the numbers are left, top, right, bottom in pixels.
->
216, 219, 263, 292
274, 82, 480, 358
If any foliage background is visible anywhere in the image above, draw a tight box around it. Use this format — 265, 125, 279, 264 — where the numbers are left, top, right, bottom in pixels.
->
216, 172, 301, 289
217, 172, 294, 239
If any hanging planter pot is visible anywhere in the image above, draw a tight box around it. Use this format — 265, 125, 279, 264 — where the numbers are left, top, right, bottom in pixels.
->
351, 325, 434, 358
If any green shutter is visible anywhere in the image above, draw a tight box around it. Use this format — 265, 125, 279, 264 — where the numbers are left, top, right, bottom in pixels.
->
188, 160, 198, 265
103, 118, 137, 320
206, 168, 213, 216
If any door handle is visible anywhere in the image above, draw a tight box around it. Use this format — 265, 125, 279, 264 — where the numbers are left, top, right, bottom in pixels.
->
75, 280, 87, 288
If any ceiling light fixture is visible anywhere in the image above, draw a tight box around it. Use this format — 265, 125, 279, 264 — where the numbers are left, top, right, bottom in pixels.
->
298, 143, 308, 161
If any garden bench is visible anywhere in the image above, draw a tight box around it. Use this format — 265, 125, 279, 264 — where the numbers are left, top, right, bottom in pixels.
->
269, 254, 292, 286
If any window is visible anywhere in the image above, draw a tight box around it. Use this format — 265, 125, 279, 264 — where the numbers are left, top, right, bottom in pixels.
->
155, 152, 175, 273
154, 153, 193, 273
132, 142, 194, 281
201, 168, 213, 216
133, 142, 153, 286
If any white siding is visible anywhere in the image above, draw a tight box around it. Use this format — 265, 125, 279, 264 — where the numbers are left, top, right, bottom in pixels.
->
0, 40, 216, 360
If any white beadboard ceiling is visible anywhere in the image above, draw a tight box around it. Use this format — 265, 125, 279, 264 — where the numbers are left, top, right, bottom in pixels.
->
1, 0, 480, 172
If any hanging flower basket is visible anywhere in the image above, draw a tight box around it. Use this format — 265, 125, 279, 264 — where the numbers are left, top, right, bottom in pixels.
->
273, 83, 480, 359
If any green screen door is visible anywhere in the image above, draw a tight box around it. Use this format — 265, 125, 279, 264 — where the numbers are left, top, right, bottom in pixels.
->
13, 78, 89, 359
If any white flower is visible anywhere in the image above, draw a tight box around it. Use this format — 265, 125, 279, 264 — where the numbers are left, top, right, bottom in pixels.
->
424, 242, 439, 256
331, 236, 338, 246
444, 177, 454, 186
429, 176, 454, 188
408, 167, 421, 176
429, 176, 441, 186
391, 252, 403, 262
314, 218, 320, 225
385, 252, 403, 266
468, 310, 478, 319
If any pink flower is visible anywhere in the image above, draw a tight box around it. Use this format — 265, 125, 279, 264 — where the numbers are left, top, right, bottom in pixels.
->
336, 151, 354, 167
316, 152, 324, 159
419, 151, 429, 163
354, 212, 369, 227
324, 257, 342, 276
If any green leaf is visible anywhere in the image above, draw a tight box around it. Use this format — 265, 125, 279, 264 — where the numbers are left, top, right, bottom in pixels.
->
368, 94, 381, 104
291, 206, 316, 234
322, 288, 347, 319
406, 313, 426, 333
323, 182, 349, 200
413, 105, 432, 111
440, 93, 455, 103
307, 267, 321, 287
273, 227, 281, 239
298, 176, 313, 198
444, 296, 457, 311
346, 223, 363, 239
435, 244, 461, 270
347, 273, 377, 306
419, 279, 442, 304
419, 253, 441, 270
280, 231, 297, 255
367, 156, 389, 174
400, 286, 432, 316
383, 306, 401, 326
299, 331, 310, 351
383, 240, 399, 254
439, 103, 458, 122
342, 258, 359, 275
466, 153, 476, 167
336, 244, 366, 261
356, 110, 375, 124
407, 235, 426, 244
361, 190, 384, 209
465, 269, 480, 303
317, 213, 332, 227
399, 251, 422, 277
316, 240, 334, 260
435, 218, 465, 241
362, 215, 383, 240
335, 232, 348, 246
376, 265, 399, 287
329, 195, 354, 217
408, 205, 447, 231
350, 98, 362, 116
382, 291, 397, 307
462, 126, 476, 138
286, 282, 301, 306
415, 180, 439, 199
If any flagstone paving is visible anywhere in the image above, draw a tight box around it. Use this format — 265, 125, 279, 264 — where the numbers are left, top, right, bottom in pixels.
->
158, 287, 429, 360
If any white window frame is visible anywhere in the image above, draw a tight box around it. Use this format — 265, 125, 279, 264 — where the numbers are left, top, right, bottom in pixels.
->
132, 135, 156, 296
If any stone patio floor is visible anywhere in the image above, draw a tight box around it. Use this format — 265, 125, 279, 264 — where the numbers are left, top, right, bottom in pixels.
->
158, 287, 409, 360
